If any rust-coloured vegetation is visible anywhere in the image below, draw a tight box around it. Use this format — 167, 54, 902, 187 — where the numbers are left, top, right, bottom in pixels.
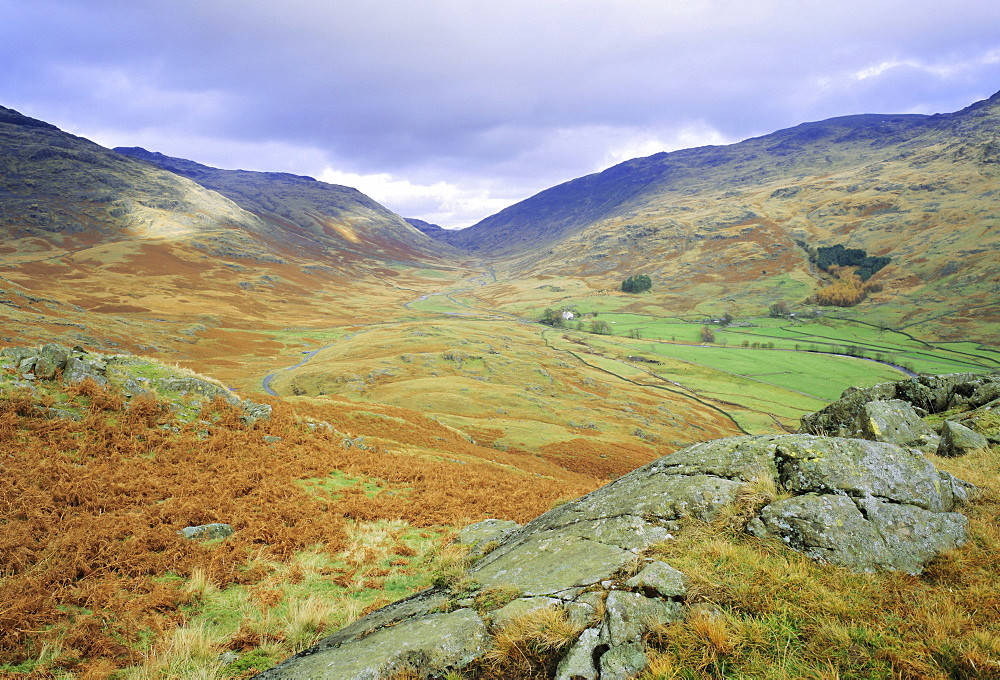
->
811, 267, 885, 307
0, 379, 596, 676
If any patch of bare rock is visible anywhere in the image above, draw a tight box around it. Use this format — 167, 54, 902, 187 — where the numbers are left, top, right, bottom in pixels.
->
255, 368, 997, 680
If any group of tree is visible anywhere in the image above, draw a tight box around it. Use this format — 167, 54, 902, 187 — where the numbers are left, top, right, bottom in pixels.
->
815, 244, 890, 282
590, 320, 612, 335
769, 301, 789, 317
811, 272, 883, 307
539, 308, 566, 327
621, 274, 652, 293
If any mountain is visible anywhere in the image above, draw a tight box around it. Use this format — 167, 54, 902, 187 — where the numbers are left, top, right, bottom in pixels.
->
452, 95, 1000, 256
447, 92, 1000, 342
0, 105, 271, 258
0, 104, 455, 267
404, 217, 446, 235
0, 105, 468, 370
115, 147, 456, 263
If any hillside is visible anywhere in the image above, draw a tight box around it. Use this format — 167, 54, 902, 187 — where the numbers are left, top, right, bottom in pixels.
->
446, 93, 1000, 343
115, 148, 456, 264
0, 105, 272, 259
0, 105, 471, 383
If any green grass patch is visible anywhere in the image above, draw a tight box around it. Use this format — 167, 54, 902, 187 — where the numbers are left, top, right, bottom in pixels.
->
298, 470, 386, 499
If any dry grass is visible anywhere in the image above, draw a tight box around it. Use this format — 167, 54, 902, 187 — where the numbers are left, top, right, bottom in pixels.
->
479, 606, 585, 679
0, 376, 595, 677
639, 444, 1000, 679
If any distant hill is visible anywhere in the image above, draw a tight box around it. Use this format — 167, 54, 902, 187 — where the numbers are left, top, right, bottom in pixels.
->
0, 105, 272, 258
404, 217, 446, 235
116, 148, 455, 263
448, 92, 1000, 342
404, 217, 468, 247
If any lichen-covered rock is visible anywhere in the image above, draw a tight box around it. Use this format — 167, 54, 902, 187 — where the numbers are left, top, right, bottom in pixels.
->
455, 518, 521, 559
773, 436, 960, 512
63, 353, 108, 384
799, 381, 898, 435
624, 560, 687, 598
937, 420, 989, 457
255, 434, 973, 679
179, 523, 234, 540
854, 399, 938, 450
555, 627, 602, 680
258, 608, 490, 680
747, 493, 966, 574
468, 533, 636, 598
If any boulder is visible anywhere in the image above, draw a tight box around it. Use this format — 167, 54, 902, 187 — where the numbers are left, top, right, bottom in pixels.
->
854, 399, 938, 450
799, 381, 897, 436
1, 344, 108, 384
255, 435, 972, 679
937, 420, 989, 457
747, 493, 967, 574
179, 523, 234, 540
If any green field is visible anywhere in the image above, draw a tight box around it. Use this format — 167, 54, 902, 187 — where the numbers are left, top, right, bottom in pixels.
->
595, 313, 1000, 376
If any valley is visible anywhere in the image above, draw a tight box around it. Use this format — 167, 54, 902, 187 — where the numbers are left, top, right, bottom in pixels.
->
2, 94, 999, 678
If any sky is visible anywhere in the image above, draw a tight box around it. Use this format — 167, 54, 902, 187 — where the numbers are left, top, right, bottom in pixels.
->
2, 1, 999, 229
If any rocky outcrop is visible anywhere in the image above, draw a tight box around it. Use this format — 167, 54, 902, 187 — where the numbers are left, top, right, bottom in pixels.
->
255, 434, 973, 680
800, 373, 1000, 442
0, 344, 271, 425
1, 343, 107, 383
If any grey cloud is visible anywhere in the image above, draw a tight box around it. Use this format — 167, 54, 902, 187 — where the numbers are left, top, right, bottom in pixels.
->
2, 0, 999, 226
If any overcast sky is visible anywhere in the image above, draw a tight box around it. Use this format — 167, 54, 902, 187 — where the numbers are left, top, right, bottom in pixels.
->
2, 1, 999, 228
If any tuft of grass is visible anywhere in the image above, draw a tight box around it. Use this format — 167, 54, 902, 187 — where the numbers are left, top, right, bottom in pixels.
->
473, 584, 523, 613
427, 542, 477, 592
121, 620, 229, 680
480, 606, 585, 678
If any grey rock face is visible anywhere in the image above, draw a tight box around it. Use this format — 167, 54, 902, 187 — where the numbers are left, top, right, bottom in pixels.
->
179, 523, 235, 540
259, 608, 490, 680
747, 493, 966, 574
624, 561, 687, 598
855, 399, 938, 450
937, 420, 989, 457
455, 518, 521, 559
256, 434, 972, 679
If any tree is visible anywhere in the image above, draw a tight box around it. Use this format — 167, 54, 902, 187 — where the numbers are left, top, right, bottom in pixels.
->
769, 301, 789, 317
816, 244, 890, 281
539, 308, 564, 327
621, 274, 652, 293
627, 328, 641, 339
700, 325, 716, 343
590, 320, 612, 335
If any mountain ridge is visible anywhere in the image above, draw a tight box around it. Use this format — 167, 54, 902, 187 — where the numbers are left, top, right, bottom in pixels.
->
113, 146, 459, 264
448, 91, 1000, 256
